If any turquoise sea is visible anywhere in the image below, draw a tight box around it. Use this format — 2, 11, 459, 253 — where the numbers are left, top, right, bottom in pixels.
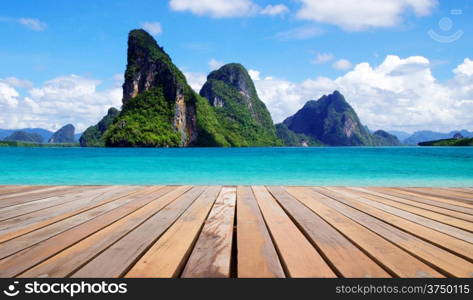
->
0, 147, 472, 186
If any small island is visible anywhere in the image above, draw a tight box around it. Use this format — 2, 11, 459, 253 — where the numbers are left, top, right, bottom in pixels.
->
419, 133, 473, 146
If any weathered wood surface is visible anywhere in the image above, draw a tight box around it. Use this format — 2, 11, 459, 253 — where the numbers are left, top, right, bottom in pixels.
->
0, 185, 472, 278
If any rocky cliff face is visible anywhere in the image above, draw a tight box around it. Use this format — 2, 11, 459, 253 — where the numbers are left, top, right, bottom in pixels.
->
48, 124, 75, 143
105, 29, 198, 147
372, 130, 401, 146
80, 107, 120, 147
282, 91, 374, 146
279, 91, 400, 146
199, 63, 281, 146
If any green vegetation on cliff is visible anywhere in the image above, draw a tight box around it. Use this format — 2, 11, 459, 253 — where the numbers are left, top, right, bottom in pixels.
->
104, 30, 197, 147
101, 30, 283, 148
279, 91, 400, 146
419, 138, 473, 146
275, 124, 321, 146
282, 91, 374, 146
200, 63, 281, 146
194, 95, 232, 147
372, 130, 401, 146
124, 29, 190, 97
80, 107, 120, 147
105, 87, 182, 147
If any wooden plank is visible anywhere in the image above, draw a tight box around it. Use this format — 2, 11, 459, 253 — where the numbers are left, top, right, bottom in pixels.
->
326, 187, 473, 261
443, 188, 473, 199
0, 186, 86, 209
397, 188, 473, 207
181, 187, 236, 278
125, 186, 221, 278
72, 186, 207, 278
19, 186, 192, 278
350, 189, 473, 232
235, 186, 285, 278
0, 186, 49, 198
0, 186, 141, 240
412, 188, 473, 201
348, 188, 473, 244
267, 186, 390, 278
0, 186, 107, 221
0, 187, 164, 260
315, 187, 473, 277
286, 187, 443, 278
0, 186, 176, 277
386, 187, 473, 209
252, 186, 336, 278
366, 188, 473, 216
351, 188, 473, 222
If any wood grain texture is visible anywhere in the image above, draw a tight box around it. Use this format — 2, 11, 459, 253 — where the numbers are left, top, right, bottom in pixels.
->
19, 186, 192, 278
394, 188, 473, 208
286, 187, 443, 278
315, 187, 473, 277
236, 186, 285, 278
0, 186, 93, 209
0, 186, 108, 221
367, 188, 473, 216
347, 189, 473, 232
0, 187, 159, 259
0, 186, 142, 242
0, 185, 470, 278
326, 187, 473, 261
71, 186, 205, 278
267, 186, 390, 278
0, 186, 173, 277
348, 188, 473, 244
405, 188, 473, 202
252, 186, 336, 278
365, 189, 473, 221
125, 186, 221, 278
181, 187, 236, 278
0, 186, 50, 199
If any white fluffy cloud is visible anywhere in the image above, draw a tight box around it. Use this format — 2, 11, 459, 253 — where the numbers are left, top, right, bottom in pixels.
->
248, 69, 261, 81
454, 58, 473, 77
332, 59, 353, 70
169, 0, 259, 18
18, 18, 47, 31
296, 0, 438, 31
260, 4, 289, 16
0, 82, 20, 108
251, 55, 473, 132
208, 58, 225, 71
184, 71, 207, 92
1, 77, 34, 88
0, 75, 122, 132
0, 17, 47, 31
275, 25, 324, 40
141, 22, 162, 36
313, 53, 335, 64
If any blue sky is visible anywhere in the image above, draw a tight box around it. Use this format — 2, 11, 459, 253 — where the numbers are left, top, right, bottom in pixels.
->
0, 0, 472, 133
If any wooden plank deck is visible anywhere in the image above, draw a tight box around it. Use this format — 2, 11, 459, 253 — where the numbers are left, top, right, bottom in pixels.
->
0, 185, 472, 278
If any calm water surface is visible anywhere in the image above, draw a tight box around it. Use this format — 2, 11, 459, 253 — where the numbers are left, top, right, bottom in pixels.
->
0, 147, 472, 186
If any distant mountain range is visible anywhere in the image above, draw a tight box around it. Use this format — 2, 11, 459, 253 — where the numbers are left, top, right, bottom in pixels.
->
2, 29, 471, 148
389, 130, 473, 145
0, 127, 82, 143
